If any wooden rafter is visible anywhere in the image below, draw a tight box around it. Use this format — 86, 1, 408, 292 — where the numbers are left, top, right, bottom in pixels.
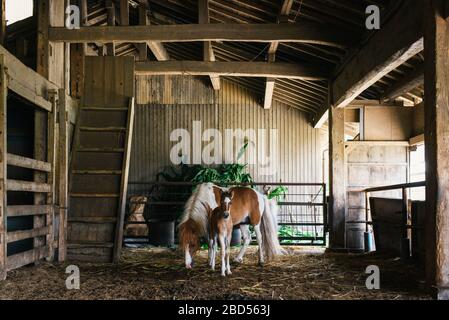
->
331, 0, 423, 109
313, 0, 424, 127
134, 60, 328, 80
382, 63, 424, 100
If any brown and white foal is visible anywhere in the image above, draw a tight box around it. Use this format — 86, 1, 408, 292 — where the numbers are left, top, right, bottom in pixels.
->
207, 190, 234, 276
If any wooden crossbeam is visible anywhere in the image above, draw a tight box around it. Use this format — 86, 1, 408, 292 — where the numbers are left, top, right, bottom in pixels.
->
48, 23, 352, 48
331, 0, 424, 109
7, 153, 52, 173
7, 180, 52, 193
134, 61, 328, 80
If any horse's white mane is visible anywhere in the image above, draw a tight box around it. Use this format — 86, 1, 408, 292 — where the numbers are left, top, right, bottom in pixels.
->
178, 183, 219, 237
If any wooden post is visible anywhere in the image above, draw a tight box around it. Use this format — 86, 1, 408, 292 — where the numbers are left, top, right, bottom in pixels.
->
424, 0, 449, 300
329, 101, 346, 248
70, 0, 85, 98
35, 0, 50, 260
138, 1, 148, 61
106, 0, 115, 56
0, 0, 5, 46
0, 55, 8, 280
120, 0, 129, 26
58, 89, 68, 262
46, 91, 57, 261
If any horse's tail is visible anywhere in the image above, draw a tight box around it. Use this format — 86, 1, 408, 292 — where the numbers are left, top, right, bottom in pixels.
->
260, 196, 285, 260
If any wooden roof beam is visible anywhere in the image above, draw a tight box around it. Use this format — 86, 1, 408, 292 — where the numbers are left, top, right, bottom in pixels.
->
199, 0, 220, 90
331, 0, 424, 109
382, 63, 424, 101
264, 0, 294, 109
48, 23, 352, 48
134, 61, 329, 80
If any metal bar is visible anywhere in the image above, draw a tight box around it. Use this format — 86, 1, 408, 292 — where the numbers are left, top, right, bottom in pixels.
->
362, 181, 426, 193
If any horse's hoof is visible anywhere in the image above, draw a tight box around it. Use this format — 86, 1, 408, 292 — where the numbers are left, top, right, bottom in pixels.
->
221, 273, 226, 277
227, 270, 232, 275
234, 258, 243, 264
258, 261, 265, 267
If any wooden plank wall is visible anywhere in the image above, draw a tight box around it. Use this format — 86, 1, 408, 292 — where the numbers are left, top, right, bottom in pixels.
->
130, 76, 323, 189
346, 145, 409, 250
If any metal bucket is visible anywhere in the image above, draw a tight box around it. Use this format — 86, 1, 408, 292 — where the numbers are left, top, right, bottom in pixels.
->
230, 228, 242, 247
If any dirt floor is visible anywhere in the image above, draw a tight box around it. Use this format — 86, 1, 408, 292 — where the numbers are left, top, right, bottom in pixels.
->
0, 247, 432, 300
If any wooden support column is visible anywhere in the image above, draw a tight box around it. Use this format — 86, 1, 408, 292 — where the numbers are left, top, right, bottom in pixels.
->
424, 0, 449, 300
138, 0, 169, 61
329, 102, 346, 248
120, 0, 129, 26
46, 92, 57, 261
138, 1, 148, 61
0, 55, 8, 280
35, 0, 49, 258
0, 0, 5, 46
199, 0, 219, 90
58, 89, 68, 262
106, 0, 115, 56
70, 0, 86, 98
264, 0, 293, 109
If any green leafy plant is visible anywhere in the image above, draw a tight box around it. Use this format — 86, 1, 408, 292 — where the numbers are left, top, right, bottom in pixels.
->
267, 186, 288, 202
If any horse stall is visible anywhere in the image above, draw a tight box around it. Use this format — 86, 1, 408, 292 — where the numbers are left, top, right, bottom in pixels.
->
1, 0, 449, 302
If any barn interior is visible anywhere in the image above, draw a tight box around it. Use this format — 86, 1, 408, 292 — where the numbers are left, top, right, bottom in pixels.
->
0, 0, 446, 300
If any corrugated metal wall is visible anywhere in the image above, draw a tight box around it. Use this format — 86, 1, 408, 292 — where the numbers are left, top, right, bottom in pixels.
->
130, 76, 323, 185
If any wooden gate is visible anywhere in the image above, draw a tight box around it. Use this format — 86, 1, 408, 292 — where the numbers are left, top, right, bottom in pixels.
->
0, 48, 68, 280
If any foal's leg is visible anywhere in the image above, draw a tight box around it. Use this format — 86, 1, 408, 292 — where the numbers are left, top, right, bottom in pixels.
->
226, 230, 232, 275
219, 234, 226, 276
235, 225, 251, 263
209, 237, 215, 270
254, 224, 265, 266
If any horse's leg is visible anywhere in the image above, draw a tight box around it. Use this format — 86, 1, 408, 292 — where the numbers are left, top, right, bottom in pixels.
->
211, 235, 217, 271
185, 244, 192, 269
254, 224, 265, 266
219, 234, 226, 276
209, 237, 215, 270
226, 230, 232, 275
235, 224, 250, 263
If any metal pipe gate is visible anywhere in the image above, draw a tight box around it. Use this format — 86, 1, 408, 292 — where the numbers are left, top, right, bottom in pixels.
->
126, 182, 328, 246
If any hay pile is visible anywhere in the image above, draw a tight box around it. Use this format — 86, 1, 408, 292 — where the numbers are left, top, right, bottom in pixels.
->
0, 247, 431, 300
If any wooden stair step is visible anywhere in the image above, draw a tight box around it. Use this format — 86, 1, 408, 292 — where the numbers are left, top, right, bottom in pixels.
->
68, 217, 117, 223
82, 107, 128, 111
67, 242, 115, 249
72, 170, 122, 175
79, 126, 126, 132
76, 147, 124, 153
70, 193, 120, 198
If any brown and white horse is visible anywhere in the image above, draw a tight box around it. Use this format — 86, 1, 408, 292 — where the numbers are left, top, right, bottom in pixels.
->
178, 183, 283, 269
207, 190, 234, 276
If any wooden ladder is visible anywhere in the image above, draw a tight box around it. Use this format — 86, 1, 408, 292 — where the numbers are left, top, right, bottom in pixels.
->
67, 100, 135, 263
66, 56, 135, 263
